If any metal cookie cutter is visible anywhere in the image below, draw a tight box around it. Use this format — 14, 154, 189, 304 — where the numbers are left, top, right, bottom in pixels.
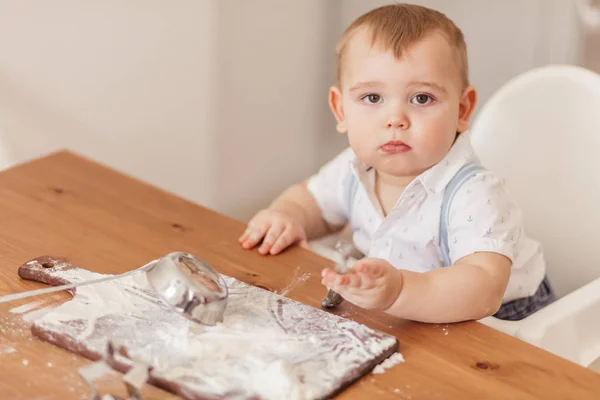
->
146, 251, 229, 326
321, 241, 359, 309
78, 342, 152, 400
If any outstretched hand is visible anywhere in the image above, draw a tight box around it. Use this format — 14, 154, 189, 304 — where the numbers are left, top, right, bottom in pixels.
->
321, 257, 403, 310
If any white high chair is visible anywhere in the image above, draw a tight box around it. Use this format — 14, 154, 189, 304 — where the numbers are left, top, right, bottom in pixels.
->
470, 65, 600, 368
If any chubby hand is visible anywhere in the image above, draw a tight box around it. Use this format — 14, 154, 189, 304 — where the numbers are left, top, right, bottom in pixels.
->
238, 209, 307, 255
321, 258, 403, 310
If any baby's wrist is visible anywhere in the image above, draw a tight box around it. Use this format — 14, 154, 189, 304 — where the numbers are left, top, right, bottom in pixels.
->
380, 269, 404, 312
269, 200, 306, 226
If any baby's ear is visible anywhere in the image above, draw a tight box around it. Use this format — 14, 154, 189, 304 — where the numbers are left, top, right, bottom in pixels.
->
457, 86, 477, 133
328, 86, 347, 133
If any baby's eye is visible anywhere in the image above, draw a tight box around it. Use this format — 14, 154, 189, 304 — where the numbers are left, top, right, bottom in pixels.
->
411, 94, 433, 105
362, 94, 382, 104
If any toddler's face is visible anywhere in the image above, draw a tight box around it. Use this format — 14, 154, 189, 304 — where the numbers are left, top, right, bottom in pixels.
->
330, 29, 476, 179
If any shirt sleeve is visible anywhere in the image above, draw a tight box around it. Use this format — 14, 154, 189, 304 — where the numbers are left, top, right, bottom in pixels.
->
446, 170, 524, 264
306, 147, 355, 227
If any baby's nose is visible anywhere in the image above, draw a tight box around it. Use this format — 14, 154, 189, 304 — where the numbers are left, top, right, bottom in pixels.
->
387, 115, 409, 129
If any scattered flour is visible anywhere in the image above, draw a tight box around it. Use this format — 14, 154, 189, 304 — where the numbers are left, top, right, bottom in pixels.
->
23, 259, 399, 400
22, 306, 57, 322
0, 344, 16, 354
9, 299, 46, 314
372, 352, 405, 374
276, 266, 311, 296
441, 324, 449, 336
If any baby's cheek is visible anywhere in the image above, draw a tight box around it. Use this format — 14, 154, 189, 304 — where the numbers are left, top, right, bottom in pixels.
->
348, 135, 373, 161
416, 134, 453, 161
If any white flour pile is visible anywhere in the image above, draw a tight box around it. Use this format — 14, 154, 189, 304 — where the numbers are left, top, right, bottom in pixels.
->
372, 352, 405, 374
24, 260, 400, 400
9, 299, 46, 314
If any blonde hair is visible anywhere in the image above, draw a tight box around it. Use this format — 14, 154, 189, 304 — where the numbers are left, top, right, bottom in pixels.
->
336, 3, 469, 87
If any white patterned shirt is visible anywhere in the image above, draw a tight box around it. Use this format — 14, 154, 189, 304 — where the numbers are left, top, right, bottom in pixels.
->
307, 132, 546, 302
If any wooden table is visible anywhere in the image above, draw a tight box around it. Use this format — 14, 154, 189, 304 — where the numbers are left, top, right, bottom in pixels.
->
0, 151, 599, 400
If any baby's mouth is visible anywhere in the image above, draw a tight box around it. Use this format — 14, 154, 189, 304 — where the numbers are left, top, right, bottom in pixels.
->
380, 140, 411, 154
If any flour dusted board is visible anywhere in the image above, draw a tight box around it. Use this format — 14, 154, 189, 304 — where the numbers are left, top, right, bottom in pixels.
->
18, 257, 399, 400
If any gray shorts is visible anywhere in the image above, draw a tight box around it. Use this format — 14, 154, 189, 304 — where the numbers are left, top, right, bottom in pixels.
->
494, 276, 555, 321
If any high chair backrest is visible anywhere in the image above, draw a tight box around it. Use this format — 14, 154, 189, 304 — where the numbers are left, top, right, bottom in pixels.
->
470, 65, 600, 298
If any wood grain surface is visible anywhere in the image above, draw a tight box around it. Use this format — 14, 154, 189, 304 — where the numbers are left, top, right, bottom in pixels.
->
0, 151, 599, 399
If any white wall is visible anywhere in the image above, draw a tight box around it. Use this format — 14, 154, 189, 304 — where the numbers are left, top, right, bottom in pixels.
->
0, 1, 592, 222
0, 0, 220, 209
0, 0, 339, 221
212, 0, 339, 220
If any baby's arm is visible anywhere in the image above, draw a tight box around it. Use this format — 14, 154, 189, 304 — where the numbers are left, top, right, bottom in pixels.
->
321, 253, 510, 323
239, 181, 341, 255
392, 169, 517, 322
241, 148, 354, 255
386, 253, 510, 322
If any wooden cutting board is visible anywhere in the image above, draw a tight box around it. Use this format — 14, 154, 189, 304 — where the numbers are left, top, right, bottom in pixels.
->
17, 256, 399, 400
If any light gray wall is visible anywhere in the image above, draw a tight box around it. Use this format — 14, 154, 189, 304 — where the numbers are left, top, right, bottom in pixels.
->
0, 1, 589, 221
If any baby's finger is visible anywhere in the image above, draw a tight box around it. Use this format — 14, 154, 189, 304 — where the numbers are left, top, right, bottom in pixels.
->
320, 268, 337, 286
356, 271, 377, 289
334, 274, 349, 286
242, 220, 272, 249
342, 272, 363, 288
238, 227, 251, 243
337, 265, 376, 290
355, 261, 384, 278
258, 223, 285, 254
331, 270, 363, 288
269, 228, 296, 255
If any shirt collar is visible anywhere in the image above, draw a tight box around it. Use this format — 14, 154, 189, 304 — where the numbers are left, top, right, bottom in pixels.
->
350, 131, 479, 194
418, 132, 479, 194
